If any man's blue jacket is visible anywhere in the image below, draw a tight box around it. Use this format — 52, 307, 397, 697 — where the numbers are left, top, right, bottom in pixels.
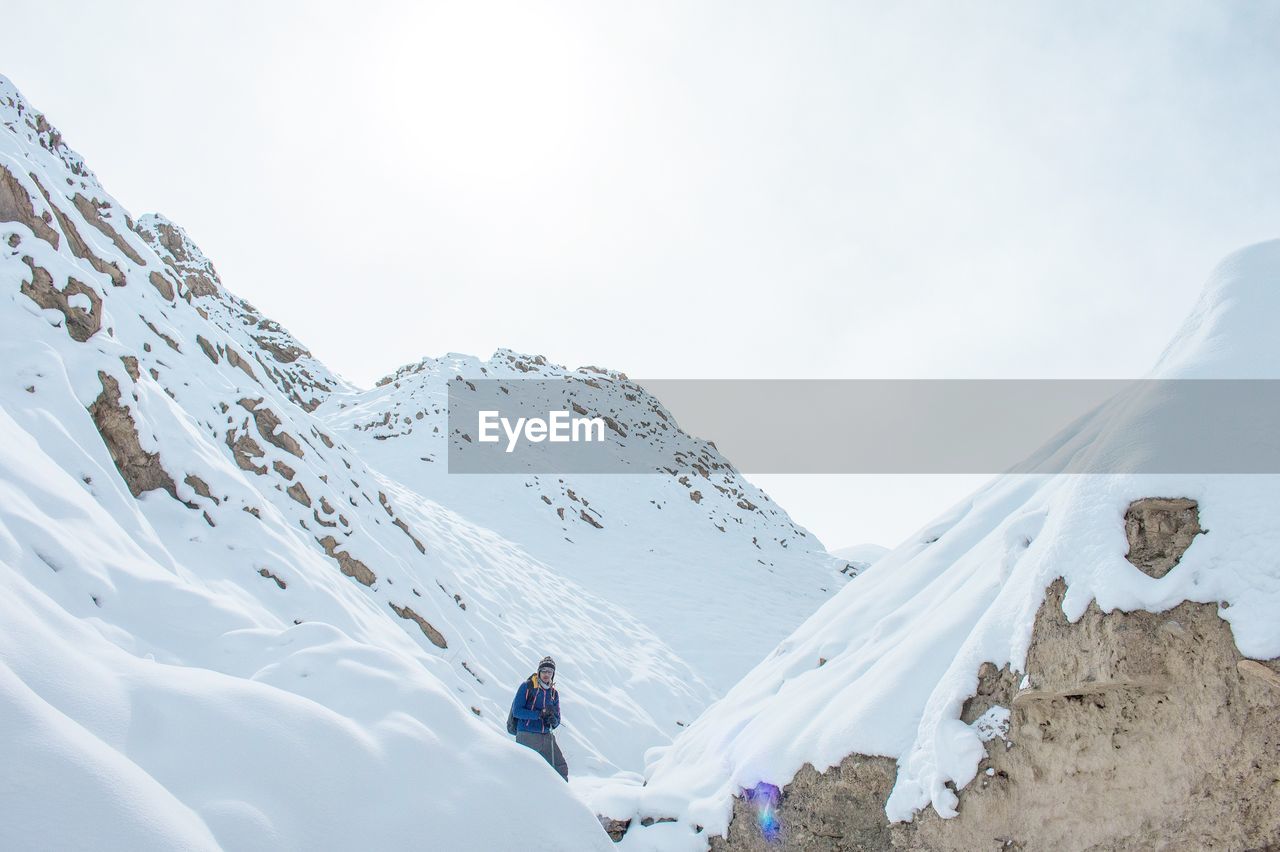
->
511, 676, 561, 734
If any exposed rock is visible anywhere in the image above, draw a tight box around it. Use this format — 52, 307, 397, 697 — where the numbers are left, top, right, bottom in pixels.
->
225, 428, 267, 475
257, 567, 286, 589
603, 415, 627, 438
196, 335, 219, 364
389, 603, 448, 648
713, 573, 1280, 851
148, 270, 175, 301
120, 355, 140, 381
0, 164, 60, 247
20, 256, 101, 342
580, 509, 603, 529
319, 496, 335, 514
89, 371, 179, 500
712, 758, 897, 852
225, 346, 256, 381
392, 518, 426, 553
273, 459, 295, 480
27, 172, 125, 286
317, 535, 376, 586
690, 490, 703, 504
252, 332, 306, 363
286, 481, 312, 508
599, 816, 632, 843
1123, 497, 1203, 578
133, 214, 221, 297
71, 194, 145, 265
183, 474, 219, 504
237, 398, 304, 457
1237, 659, 1280, 692
142, 317, 180, 352
959, 662, 1020, 724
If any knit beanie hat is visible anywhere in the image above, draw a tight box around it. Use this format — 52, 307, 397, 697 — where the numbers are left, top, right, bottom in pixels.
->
537, 656, 556, 674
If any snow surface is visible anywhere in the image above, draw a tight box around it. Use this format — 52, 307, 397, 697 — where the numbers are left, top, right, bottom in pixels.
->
829, 543, 889, 565
607, 240, 1280, 848
321, 355, 843, 691
0, 72, 842, 849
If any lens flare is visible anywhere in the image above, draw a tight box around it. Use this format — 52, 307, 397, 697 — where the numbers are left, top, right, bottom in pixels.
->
746, 782, 782, 842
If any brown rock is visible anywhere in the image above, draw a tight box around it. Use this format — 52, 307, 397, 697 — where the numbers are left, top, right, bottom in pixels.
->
27, 172, 124, 286
148, 271, 176, 301
599, 816, 632, 842
0, 164, 61, 247
238, 397, 304, 457
20, 257, 101, 342
225, 428, 267, 475
183, 474, 219, 504
389, 602, 448, 648
89, 372, 179, 500
713, 575, 1280, 851
196, 335, 219, 364
273, 459, 296, 480
286, 481, 312, 507
225, 346, 257, 381
1123, 497, 1203, 578
317, 535, 376, 586
258, 567, 286, 589
71, 194, 145, 265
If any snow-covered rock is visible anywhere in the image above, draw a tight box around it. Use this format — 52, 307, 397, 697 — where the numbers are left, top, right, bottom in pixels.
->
614, 241, 1280, 849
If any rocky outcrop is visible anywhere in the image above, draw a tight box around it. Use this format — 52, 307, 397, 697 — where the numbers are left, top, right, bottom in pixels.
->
389, 603, 448, 648
711, 499, 1280, 851
225, 428, 268, 475
70, 193, 145, 266
133, 214, 220, 297
317, 535, 376, 586
1123, 497, 1203, 578
88, 372, 179, 500
26, 172, 125, 286
19, 256, 101, 342
0, 164, 61, 247
238, 398, 304, 457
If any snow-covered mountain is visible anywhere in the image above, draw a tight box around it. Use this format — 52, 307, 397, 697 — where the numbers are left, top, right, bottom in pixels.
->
608, 243, 1280, 849
322, 352, 842, 689
0, 73, 841, 850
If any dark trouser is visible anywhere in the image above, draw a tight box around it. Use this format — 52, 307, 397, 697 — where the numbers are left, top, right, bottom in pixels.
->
516, 730, 568, 780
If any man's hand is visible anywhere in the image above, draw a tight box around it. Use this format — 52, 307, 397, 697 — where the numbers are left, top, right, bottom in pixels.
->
540, 708, 554, 725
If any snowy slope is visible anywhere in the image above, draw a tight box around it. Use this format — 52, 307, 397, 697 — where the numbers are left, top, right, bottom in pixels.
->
608, 241, 1280, 848
320, 353, 844, 690
0, 72, 759, 849
828, 542, 888, 579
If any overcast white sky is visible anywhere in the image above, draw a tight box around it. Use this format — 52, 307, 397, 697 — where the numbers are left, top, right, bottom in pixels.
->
6, 1, 1280, 550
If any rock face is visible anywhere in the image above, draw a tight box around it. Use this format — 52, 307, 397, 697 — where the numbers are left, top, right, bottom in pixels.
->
88, 371, 179, 500
712, 498, 1280, 851
1123, 497, 1203, 578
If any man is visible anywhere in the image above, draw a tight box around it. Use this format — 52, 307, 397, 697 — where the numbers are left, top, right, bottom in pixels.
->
510, 656, 568, 780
